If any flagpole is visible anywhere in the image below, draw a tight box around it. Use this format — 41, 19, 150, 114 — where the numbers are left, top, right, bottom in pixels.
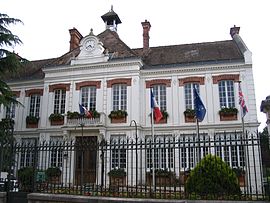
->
196, 118, 201, 163
151, 107, 155, 192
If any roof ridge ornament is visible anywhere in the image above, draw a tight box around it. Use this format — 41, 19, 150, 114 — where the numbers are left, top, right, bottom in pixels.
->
89, 28, 94, 36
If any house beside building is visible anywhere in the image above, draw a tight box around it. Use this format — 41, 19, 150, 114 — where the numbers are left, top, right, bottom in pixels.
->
0, 7, 261, 194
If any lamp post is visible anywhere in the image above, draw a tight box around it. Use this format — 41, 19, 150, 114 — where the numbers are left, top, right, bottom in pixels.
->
130, 120, 138, 188
79, 122, 85, 193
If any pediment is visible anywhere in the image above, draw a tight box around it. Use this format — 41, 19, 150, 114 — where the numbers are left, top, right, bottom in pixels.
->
71, 35, 109, 65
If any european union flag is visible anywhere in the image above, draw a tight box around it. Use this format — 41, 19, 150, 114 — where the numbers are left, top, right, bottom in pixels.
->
194, 87, 206, 122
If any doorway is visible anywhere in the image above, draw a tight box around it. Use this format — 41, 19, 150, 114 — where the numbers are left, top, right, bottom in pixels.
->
75, 136, 97, 185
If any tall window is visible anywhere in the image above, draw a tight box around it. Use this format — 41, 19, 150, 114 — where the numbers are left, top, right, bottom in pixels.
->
29, 94, 40, 117
112, 84, 127, 111
50, 136, 63, 167
111, 135, 126, 169
53, 89, 66, 114
20, 138, 37, 167
184, 83, 199, 109
80, 86, 96, 111
218, 80, 235, 108
5, 102, 16, 119
146, 136, 174, 170
152, 84, 166, 111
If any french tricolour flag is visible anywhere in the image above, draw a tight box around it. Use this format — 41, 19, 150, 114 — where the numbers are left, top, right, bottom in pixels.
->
150, 89, 163, 122
79, 104, 92, 118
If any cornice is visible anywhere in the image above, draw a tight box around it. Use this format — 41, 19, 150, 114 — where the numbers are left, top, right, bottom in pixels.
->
43, 59, 143, 74
141, 63, 248, 76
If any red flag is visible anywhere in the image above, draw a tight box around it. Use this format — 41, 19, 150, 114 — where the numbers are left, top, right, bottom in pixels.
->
150, 89, 163, 122
238, 83, 248, 117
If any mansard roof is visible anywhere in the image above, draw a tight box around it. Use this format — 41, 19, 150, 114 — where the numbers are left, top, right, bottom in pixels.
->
5, 29, 244, 82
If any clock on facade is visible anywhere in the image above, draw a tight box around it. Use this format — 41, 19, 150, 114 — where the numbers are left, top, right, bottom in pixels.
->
85, 39, 96, 51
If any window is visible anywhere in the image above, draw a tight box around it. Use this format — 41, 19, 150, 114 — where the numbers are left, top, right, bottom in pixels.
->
146, 136, 174, 170
53, 89, 66, 114
112, 84, 127, 111
50, 136, 63, 167
29, 94, 40, 117
5, 102, 16, 119
20, 138, 37, 167
152, 85, 166, 111
80, 86, 96, 111
218, 80, 235, 108
111, 135, 126, 169
184, 83, 199, 109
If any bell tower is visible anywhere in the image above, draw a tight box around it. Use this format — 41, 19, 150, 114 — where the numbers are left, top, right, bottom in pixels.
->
101, 6, 122, 32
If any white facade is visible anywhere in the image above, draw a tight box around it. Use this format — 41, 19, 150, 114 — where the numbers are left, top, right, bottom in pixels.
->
0, 12, 261, 193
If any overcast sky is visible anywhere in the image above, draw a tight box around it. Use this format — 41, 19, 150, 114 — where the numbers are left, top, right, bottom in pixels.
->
2, 0, 270, 131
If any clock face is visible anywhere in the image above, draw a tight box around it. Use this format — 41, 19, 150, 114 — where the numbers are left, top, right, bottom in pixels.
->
85, 39, 95, 51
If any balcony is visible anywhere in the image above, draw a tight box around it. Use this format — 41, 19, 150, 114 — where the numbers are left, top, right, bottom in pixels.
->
65, 113, 106, 127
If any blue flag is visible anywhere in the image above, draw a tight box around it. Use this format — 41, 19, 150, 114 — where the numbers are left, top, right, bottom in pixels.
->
193, 87, 206, 122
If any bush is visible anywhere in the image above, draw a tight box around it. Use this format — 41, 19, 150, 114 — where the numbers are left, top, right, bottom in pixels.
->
108, 110, 127, 119
108, 168, 126, 178
45, 167, 61, 179
26, 115, 39, 124
49, 113, 64, 121
186, 154, 241, 198
18, 167, 34, 192
67, 111, 80, 119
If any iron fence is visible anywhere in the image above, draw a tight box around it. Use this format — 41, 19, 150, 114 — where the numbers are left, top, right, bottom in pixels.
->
0, 131, 269, 200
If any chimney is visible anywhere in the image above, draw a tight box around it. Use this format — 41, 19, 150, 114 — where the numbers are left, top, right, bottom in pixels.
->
230, 25, 240, 38
69, 28, 83, 51
141, 20, 151, 51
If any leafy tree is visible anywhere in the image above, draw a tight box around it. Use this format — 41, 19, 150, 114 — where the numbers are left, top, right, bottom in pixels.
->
186, 154, 241, 198
260, 127, 270, 172
0, 13, 23, 107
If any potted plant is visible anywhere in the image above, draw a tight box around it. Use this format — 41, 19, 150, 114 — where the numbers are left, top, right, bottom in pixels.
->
146, 169, 176, 186
219, 107, 238, 121
49, 113, 64, 125
45, 167, 62, 183
26, 115, 39, 128
184, 109, 196, 122
18, 167, 34, 192
67, 111, 80, 119
90, 110, 100, 118
108, 168, 126, 186
108, 110, 128, 123
156, 110, 169, 124
233, 167, 245, 186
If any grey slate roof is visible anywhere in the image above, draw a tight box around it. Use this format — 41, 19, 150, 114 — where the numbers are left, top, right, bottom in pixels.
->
4, 29, 244, 82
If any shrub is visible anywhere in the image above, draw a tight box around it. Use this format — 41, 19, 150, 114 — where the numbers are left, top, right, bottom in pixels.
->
49, 113, 64, 121
18, 167, 34, 192
45, 167, 61, 178
184, 109, 195, 116
108, 168, 126, 178
108, 110, 127, 119
26, 115, 39, 124
67, 111, 80, 119
219, 107, 238, 115
186, 154, 241, 198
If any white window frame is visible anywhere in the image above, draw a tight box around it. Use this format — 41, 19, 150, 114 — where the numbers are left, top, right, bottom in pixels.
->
29, 94, 40, 117
218, 80, 235, 108
152, 84, 166, 111
184, 83, 200, 110
53, 89, 66, 114
80, 86, 96, 111
112, 84, 127, 111
111, 135, 126, 169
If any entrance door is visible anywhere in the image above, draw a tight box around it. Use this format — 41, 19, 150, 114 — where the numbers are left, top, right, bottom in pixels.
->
75, 136, 97, 185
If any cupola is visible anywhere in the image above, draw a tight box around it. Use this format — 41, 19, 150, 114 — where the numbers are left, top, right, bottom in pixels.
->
101, 6, 122, 32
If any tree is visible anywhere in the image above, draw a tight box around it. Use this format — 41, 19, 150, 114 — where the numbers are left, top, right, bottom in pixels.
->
0, 13, 23, 107
260, 127, 270, 167
186, 154, 241, 198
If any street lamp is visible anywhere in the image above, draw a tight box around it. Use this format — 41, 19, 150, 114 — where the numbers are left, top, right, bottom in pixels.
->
79, 122, 85, 193
130, 120, 138, 188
